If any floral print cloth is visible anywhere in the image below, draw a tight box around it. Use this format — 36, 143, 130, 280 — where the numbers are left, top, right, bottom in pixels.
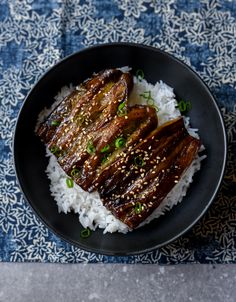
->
0, 0, 235, 263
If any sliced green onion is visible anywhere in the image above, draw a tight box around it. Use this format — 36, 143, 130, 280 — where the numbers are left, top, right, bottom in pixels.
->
139, 91, 151, 99
118, 101, 125, 111
80, 228, 91, 238
176, 99, 192, 113
50, 145, 60, 155
136, 69, 144, 82
140, 91, 154, 103
86, 140, 95, 154
115, 137, 126, 149
101, 153, 110, 164
50, 146, 64, 157
101, 144, 110, 153
140, 91, 159, 112
66, 178, 74, 188
147, 98, 154, 106
134, 202, 142, 214
51, 120, 61, 126
134, 156, 145, 167
70, 168, 81, 177
117, 101, 127, 116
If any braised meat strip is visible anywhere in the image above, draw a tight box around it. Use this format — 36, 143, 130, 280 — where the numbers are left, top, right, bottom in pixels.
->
99, 118, 200, 228
36, 69, 200, 229
37, 69, 122, 143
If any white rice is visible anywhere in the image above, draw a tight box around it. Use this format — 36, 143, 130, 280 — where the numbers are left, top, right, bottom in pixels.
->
41, 72, 206, 233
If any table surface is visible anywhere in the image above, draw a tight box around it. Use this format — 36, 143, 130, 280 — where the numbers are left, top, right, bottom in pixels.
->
0, 263, 235, 302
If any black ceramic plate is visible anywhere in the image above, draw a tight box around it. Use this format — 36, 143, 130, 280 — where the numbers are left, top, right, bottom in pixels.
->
14, 43, 227, 256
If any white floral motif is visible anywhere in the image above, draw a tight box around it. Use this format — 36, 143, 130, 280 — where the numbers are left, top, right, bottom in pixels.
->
0, 202, 19, 232
37, 46, 61, 69
149, 0, 175, 14
8, 0, 32, 20
117, 0, 149, 18
0, 180, 20, 204
0, 68, 26, 106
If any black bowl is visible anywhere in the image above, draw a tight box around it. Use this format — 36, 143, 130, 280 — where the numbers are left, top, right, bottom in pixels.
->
13, 43, 227, 256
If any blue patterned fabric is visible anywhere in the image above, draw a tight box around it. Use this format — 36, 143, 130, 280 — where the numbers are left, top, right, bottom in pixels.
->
0, 0, 235, 264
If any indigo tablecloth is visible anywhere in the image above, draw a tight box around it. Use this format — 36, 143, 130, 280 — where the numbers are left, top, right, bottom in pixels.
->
0, 0, 235, 264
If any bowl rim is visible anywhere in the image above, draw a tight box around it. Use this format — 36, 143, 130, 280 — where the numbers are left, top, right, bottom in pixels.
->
13, 42, 228, 256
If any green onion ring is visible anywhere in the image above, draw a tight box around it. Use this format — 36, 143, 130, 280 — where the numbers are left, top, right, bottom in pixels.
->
80, 228, 91, 238
66, 178, 74, 188
147, 98, 155, 106
70, 168, 81, 177
101, 144, 110, 153
86, 140, 96, 154
117, 102, 127, 116
50, 145, 59, 155
134, 156, 145, 167
115, 137, 126, 149
51, 120, 61, 126
134, 202, 142, 214
136, 69, 144, 81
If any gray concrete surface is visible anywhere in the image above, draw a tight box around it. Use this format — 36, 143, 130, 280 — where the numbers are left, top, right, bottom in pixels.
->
0, 263, 235, 302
